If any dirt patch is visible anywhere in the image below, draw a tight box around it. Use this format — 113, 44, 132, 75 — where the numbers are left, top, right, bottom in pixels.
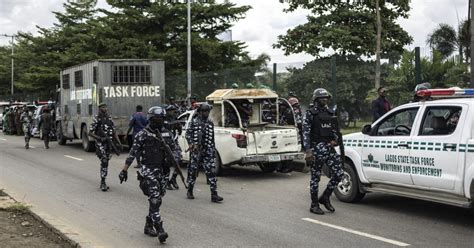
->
0, 210, 74, 248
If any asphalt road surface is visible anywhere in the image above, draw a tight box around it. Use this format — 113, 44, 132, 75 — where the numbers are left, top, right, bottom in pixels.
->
1, 132, 474, 247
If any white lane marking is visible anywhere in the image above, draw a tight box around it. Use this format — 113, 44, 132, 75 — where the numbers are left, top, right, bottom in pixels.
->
64, 155, 83, 161
0, 138, 6, 141
302, 218, 410, 247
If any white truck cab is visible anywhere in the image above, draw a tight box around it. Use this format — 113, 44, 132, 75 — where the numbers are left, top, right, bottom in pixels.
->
177, 89, 305, 175
336, 88, 474, 208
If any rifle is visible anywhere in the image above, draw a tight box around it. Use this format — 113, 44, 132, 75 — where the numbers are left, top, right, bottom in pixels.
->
147, 129, 188, 189
96, 123, 121, 156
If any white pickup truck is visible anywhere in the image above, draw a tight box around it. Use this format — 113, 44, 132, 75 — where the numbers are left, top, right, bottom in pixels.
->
334, 88, 474, 208
177, 89, 305, 175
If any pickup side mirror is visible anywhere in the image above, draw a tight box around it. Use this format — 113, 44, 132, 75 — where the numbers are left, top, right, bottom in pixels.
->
362, 124, 372, 135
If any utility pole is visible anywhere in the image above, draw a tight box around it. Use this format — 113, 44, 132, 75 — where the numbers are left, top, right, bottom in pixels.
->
471, 0, 474, 84
375, 0, 382, 89
1, 34, 15, 97
187, 0, 192, 102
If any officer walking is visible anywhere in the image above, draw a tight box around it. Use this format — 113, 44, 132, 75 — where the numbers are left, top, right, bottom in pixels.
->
89, 103, 122, 192
20, 106, 33, 149
40, 108, 53, 149
185, 103, 223, 202
119, 106, 175, 244
164, 105, 183, 190
303, 88, 343, 215
127, 105, 148, 168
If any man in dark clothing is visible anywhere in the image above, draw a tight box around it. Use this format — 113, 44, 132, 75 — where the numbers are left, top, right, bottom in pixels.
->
303, 88, 343, 215
185, 103, 223, 202
40, 108, 53, 149
372, 86, 391, 122
164, 105, 183, 190
89, 103, 122, 192
127, 105, 148, 168
119, 106, 175, 244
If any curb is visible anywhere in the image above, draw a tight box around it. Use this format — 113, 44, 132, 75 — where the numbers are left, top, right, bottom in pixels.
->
0, 189, 82, 248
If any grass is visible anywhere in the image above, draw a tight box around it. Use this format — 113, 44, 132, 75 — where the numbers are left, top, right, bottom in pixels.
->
341, 121, 371, 135
5, 202, 31, 213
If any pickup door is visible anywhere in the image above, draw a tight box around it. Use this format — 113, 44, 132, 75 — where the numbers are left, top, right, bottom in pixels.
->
410, 104, 466, 191
361, 107, 420, 185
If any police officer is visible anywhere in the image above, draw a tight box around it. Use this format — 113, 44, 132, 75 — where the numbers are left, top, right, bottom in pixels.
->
164, 104, 183, 190
40, 108, 53, 149
186, 103, 223, 202
20, 105, 33, 149
303, 88, 343, 215
89, 103, 122, 192
119, 106, 174, 244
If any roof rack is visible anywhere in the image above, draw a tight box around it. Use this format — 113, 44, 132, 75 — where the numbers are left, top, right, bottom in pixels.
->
416, 88, 474, 98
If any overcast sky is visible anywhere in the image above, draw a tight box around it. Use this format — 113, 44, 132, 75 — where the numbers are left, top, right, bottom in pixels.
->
0, 0, 469, 66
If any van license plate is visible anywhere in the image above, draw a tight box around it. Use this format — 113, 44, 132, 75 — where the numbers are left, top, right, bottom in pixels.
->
268, 155, 281, 162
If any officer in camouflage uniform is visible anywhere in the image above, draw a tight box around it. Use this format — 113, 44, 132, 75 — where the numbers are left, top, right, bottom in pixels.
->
20, 106, 33, 149
119, 106, 174, 244
164, 104, 183, 190
89, 103, 122, 192
186, 103, 223, 202
303, 88, 343, 215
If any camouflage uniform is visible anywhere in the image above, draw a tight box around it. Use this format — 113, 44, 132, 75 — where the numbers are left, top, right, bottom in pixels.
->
185, 116, 218, 193
303, 105, 343, 203
89, 113, 116, 180
20, 111, 33, 148
164, 116, 183, 188
125, 126, 176, 229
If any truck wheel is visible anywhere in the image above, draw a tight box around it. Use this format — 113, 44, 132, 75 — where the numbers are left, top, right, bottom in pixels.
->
57, 124, 67, 145
259, 163, 276, 173
81, 128, 95, 152
334, 162, 365, 203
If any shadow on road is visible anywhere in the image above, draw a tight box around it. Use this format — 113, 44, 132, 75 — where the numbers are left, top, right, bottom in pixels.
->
359, 193, 474, 227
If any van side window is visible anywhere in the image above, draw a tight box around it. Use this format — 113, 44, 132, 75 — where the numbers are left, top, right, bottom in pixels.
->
374, 107, 419, 136
419, 106, 462, 136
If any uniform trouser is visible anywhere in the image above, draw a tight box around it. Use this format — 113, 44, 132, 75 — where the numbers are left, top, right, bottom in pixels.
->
169, 143, 182, 180
141, 167, 166, 225
309, 142, 343, 195
95, 142, 112, 179
187, 148, 217, 192
23, 125, 31, 144
43, 129, 50, 147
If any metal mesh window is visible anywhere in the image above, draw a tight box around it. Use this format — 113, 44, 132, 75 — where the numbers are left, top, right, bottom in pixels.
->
93, 66, 98, 84
77, 104, 81, 115
112, 65, 151, 84
62, 74, 70, 89
75, 70, 83, 87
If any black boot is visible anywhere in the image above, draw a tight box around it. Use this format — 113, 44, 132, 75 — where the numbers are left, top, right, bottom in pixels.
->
155, 221, 168, 243
187, 186, 194, 199
319, 189, 335, 212
170, 176, 179, 190
144, 216, 157, 237
166, 181, 174, 190
211, 191, 223, 203
310, 193, 324, 215
100, 179, 109, 192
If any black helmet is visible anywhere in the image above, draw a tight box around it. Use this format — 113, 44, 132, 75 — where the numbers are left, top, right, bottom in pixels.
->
198, 103, 212, 112
147, 106, 166, 120
312, 88, 331, 102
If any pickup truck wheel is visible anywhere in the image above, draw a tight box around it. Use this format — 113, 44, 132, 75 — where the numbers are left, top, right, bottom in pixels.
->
334, 163, 365, 203
82, 128, 95, 152
57, 125, 67, 145
259, 163, 276, 173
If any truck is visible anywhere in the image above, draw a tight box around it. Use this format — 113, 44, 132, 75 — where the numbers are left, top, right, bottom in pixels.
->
334, 88, 474, 208
176, 89, 306, 175
55, 59, 165, 151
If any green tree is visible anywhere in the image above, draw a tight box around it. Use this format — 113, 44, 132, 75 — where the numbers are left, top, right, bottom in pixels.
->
274, 1, 412, 60
427, 20, 471, 63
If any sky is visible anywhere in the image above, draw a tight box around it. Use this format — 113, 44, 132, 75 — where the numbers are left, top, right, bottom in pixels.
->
0, 0, 470, 68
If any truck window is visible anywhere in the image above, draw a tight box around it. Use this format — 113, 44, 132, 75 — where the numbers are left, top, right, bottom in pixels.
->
62, 74, 70, 89
112, 65, 151, 84
93, 67, 98, 84
419, 106, 462, 136
375, 107, 419, 136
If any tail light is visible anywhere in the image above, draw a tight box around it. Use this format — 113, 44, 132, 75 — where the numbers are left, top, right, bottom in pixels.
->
232, 134, 247, 148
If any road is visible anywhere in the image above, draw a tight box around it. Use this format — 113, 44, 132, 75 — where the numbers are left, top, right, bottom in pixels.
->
1, 132, 474, 247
